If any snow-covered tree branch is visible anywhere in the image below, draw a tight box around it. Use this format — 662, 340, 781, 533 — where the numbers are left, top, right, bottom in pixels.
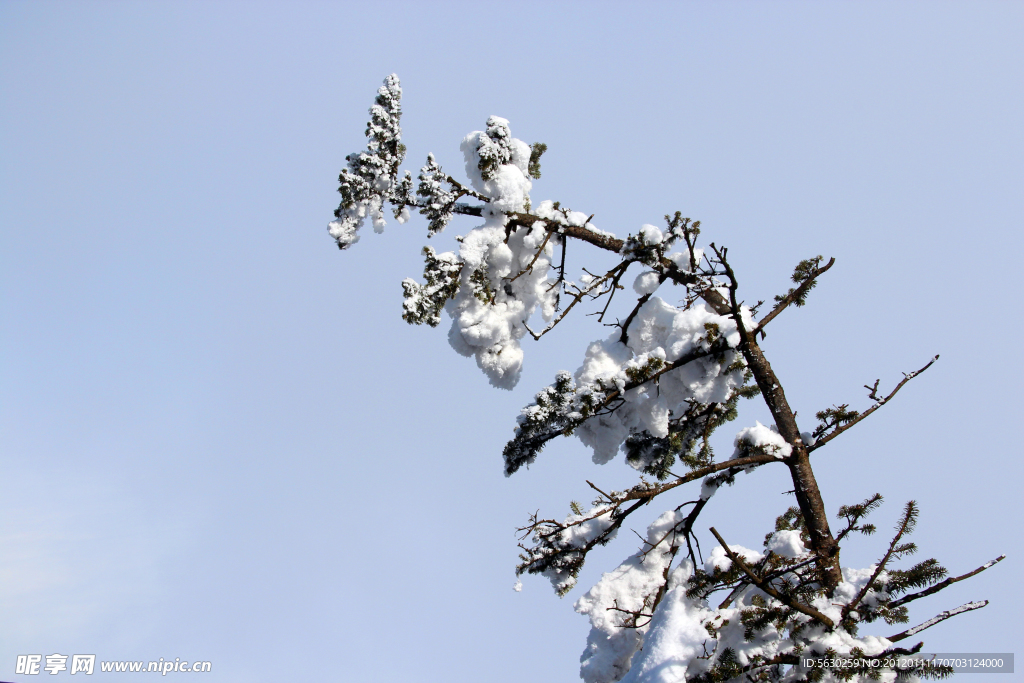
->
322, 75, 1003, 683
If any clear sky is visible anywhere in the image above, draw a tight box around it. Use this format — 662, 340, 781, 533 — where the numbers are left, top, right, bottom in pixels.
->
1, 1, 1021, 681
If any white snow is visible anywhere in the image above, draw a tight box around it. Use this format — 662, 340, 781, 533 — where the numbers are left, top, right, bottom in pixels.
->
576, 511, 687, 683
704, 543, 764, 573
616, 568, 711, 683
572, 297, 748, 463
632, 271, 661, 296
460, 116, 532, 213
732, 421, 793, 460
766, 529, 808, 558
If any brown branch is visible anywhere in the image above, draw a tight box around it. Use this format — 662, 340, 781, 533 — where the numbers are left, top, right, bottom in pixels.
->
809, 356, 939, 452
594, 264, 629, 323
887, 600, 988, 642
504, 211, 720, 300
524, 496, 650, 570
610, 335, 741, 406
602, 453, 780, 509
516, 467, 749, 596
709, 527, 835, 629
506, 212, 626, 255
619, 290, 657, 345
549, 232, 569, 310
754, 257, 835, 331
502, 341, 740, 467
585, 480, 615, 502
441, 207, 710, 306
888, 555, 1005, 609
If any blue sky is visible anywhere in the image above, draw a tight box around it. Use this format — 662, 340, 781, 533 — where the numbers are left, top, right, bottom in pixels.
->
1, 2, 1021, 681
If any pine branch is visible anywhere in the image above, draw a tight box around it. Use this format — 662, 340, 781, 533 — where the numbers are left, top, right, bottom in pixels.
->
754, 256, 835, 331
707, 244, 844, 595
888, 555, 1005, 609
619, 453, 780, 503
843, 501, 918, 620
834, 493, 883, 542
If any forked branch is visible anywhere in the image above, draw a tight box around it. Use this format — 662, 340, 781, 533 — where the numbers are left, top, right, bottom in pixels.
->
810, 355, 939, 452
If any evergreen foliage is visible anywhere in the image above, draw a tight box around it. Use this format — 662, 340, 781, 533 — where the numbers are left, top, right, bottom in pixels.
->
475, 116, 517, 180
528, 142, 547, 179
401, 246, 462, 327
416, 154, 455, 236
329, 74, 408, 249
774, 256, 825, 307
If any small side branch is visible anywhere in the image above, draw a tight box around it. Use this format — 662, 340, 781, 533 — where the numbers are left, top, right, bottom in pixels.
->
618, 452, 779, 504
887, 601, 989, 642
619, 290, 656, 345
446, 175, 491, 203
709, 527, 835, 629
810, 355, 939, 452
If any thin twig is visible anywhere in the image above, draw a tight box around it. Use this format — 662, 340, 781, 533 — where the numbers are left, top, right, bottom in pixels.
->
521, 263, 625, 340
619, 289, 658, 345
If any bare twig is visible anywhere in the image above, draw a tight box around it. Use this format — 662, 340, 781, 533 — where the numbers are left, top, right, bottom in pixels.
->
594, 265, 629, 323
549, 233, 569, 312
619, 289, 658, 345
506, 228, 555, 284
585, 480, 615, 503
521, 263, 627, 340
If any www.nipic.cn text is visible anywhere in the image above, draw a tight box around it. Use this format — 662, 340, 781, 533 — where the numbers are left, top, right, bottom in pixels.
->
16, 655, 212, 676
